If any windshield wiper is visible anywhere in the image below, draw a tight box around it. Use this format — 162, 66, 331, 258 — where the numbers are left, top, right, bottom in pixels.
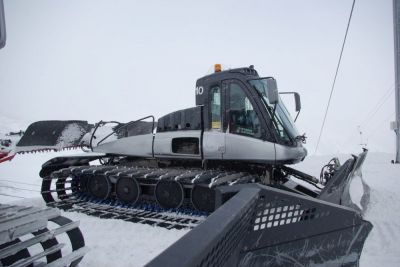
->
255, 90, 294, 144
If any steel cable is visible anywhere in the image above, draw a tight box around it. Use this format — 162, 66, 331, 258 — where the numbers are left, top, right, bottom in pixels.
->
366, 112, 395, 141
340, 86, 395, 149
315, 0, 356, 153
359, 87, 394, 129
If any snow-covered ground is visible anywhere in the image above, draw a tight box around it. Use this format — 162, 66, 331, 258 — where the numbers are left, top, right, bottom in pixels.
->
296, 153, 400, 267
0, 150, 399, 266
0, 150, 189, 267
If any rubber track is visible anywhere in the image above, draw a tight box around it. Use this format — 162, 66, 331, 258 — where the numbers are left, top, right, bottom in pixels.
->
43, 167, 215, 229
41, 165, 256, 230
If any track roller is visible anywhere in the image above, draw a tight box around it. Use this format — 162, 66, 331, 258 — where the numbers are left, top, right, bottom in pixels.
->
155, 180, 184, 209
191, 185, 216, 212
115, 177, 141, 204
87, 175, 111, 199
78, 174, 89, 193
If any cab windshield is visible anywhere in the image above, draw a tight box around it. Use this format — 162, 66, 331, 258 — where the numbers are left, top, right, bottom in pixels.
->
248, 79, 299, 144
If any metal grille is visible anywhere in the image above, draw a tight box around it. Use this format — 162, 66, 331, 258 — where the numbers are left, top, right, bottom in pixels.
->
253, 199, 331, 231
145, 187, 260, 267
147, 184, 371, 267
198, 198, 255, 267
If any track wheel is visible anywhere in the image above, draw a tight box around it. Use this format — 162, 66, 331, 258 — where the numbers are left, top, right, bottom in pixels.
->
191, 185, 216, 212
115, 177, 141, 204
155, 180, 184, 209
87, 175, 111, 200
78, 175, 89, 193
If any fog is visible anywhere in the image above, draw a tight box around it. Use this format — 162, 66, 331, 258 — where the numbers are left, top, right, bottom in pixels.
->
0, 0, 395, 155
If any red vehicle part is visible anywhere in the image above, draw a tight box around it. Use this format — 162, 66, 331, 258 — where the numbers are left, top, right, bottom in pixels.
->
0, 152, 15, 164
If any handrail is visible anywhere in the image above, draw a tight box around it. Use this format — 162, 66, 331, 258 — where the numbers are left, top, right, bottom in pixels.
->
89, 120, 119, 152
90, 116, 155, 151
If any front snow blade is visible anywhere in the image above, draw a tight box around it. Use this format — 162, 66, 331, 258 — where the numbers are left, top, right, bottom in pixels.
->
318, 150, 370, 213
15, 120, 92, 153
147, 184, 372, 267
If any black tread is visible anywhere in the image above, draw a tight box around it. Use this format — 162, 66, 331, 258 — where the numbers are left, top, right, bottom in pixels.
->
41, 165, 255, 229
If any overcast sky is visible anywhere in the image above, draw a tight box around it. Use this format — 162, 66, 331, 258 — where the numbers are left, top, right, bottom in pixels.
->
0, 0, 396, 155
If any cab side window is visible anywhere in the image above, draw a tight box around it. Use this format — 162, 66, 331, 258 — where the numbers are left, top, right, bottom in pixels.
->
210, 86, 222, 130
229, 83, 261, 138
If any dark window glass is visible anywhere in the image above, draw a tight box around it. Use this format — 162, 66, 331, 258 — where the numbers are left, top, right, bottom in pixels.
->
229, 83, 261, 138
249, 79, 299, 143
172, 137, 199, 154
210, 86, 222, 130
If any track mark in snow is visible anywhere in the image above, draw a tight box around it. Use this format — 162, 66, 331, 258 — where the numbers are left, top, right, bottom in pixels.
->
0, 184, 40, 192
0, 179, 40, 187
0, 192, 25, 198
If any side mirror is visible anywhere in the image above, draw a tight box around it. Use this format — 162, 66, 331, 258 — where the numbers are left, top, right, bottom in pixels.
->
294, 92, 301, 112
0, 0, 6, 49
266, 78, 279, 105
279, 91, 302, 122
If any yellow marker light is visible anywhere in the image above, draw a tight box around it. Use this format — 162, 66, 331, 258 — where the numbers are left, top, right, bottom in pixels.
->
214, 64, 222, 73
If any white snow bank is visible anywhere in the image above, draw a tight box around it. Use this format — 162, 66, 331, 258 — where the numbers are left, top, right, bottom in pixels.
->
297, 152, 400, 266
